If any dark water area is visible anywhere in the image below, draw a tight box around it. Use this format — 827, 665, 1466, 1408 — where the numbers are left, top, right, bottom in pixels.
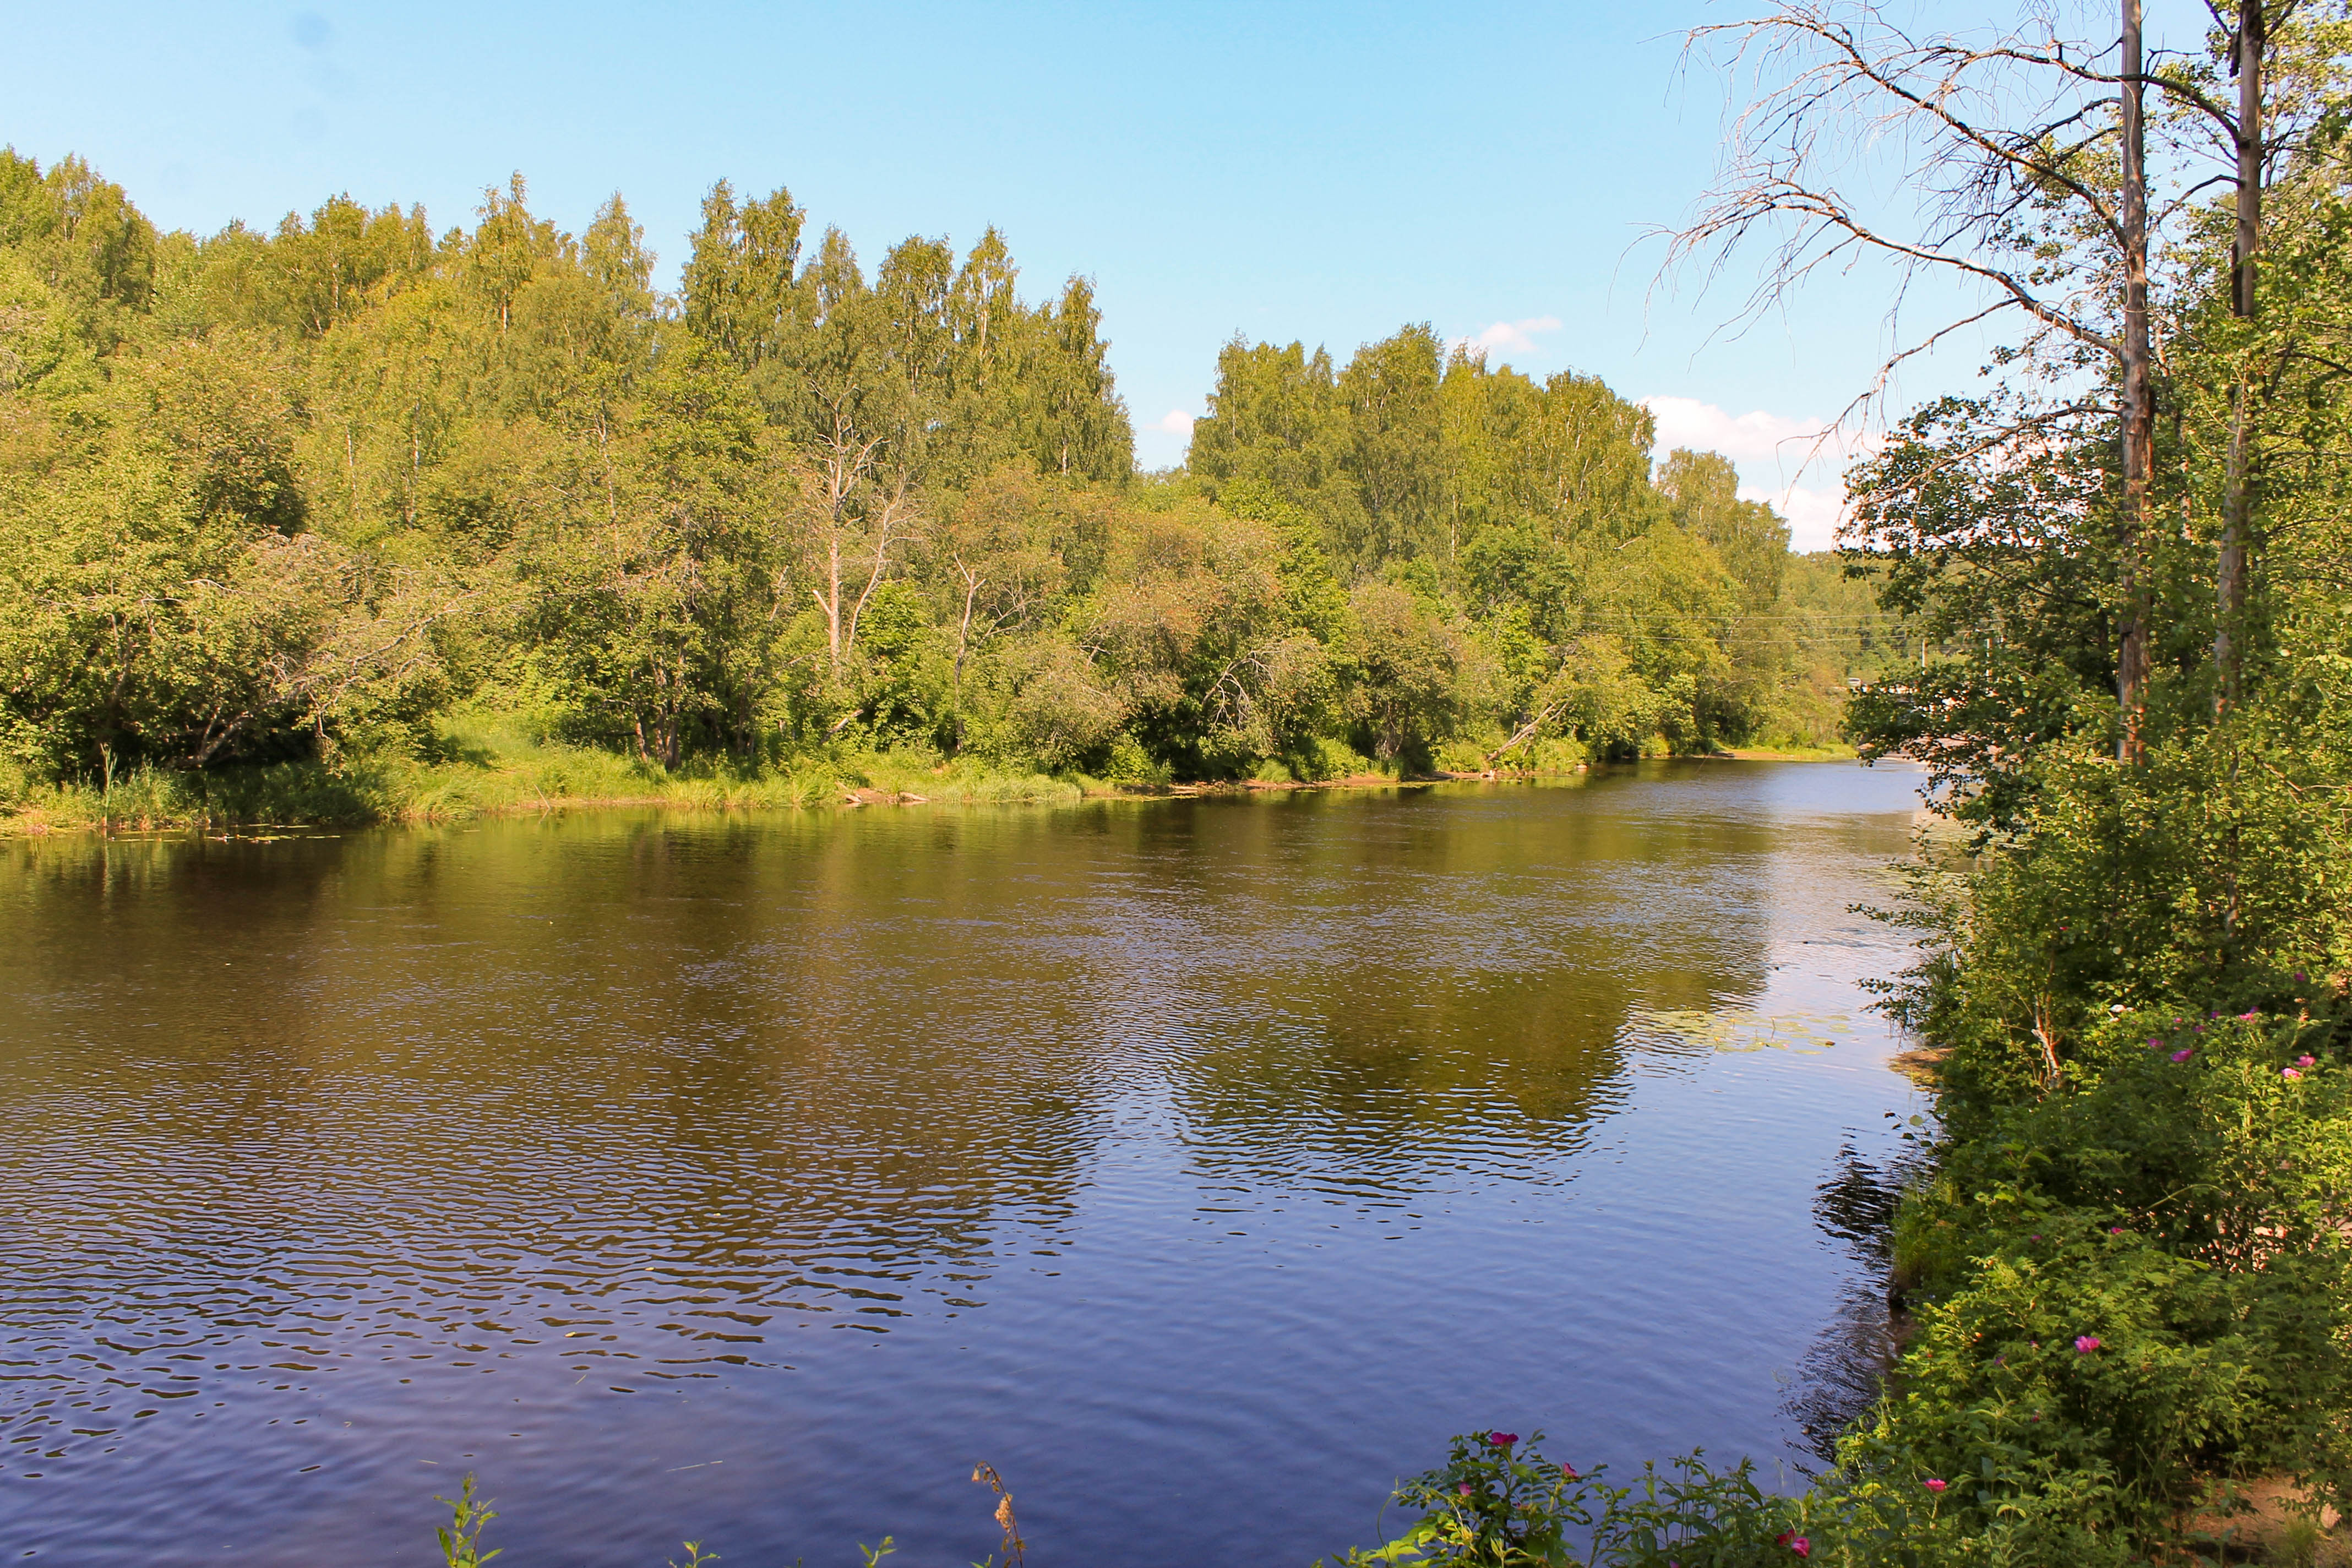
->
0, 762, 1929, 1566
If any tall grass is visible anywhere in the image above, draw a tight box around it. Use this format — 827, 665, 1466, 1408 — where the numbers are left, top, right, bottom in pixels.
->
0, 734, 1080, 837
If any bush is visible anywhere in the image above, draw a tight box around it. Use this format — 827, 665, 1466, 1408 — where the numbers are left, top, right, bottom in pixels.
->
1316, 1430, 2082, 1568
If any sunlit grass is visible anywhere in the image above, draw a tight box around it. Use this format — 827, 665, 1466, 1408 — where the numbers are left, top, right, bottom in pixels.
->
0, 730, 1081, 836
3, 714, 1832, 837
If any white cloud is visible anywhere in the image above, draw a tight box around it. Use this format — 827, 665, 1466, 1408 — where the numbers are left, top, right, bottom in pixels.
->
1452, 315, 1564, 363
1742, 483, 1847, 554
1155, 408, 1196, 436
1639, 395, 1851, 469
1639, 395, 1883, 551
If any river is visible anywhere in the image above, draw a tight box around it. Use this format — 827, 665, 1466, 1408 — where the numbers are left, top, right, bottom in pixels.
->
0, 761, 1929, 1566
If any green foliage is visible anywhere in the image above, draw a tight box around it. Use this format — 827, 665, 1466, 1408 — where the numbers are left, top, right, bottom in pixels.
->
1333, 1431, 1597, 1566
436, 1474, 500, 1568
1318, 1430, 2099, 1568
0, 150, 1873, 827
1810, 25, 2352, 1550
429, 1474, 753, 1568
1817, 1004, 2352, 1561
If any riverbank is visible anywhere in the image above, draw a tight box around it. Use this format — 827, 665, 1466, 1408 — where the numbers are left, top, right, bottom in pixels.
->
0, 752, 1072, 836
0, 741, 1862, 839
1715, 742, 1860, 761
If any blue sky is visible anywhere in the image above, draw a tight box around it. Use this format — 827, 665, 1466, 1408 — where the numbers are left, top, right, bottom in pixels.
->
7, 2, 2206, 545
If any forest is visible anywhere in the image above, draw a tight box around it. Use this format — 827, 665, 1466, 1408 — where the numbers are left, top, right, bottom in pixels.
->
0, 153, 1887, 826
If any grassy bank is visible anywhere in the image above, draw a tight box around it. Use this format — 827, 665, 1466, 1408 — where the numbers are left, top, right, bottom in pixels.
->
8, 712, 1759, 837
0, 741, 1085, 836
1716, 742, 1860, 762
0, 736, 1863, 838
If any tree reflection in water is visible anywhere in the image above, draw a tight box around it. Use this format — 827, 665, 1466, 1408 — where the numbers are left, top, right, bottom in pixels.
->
1783, 1139, 1926, 1464
0, 763, 1929, 1566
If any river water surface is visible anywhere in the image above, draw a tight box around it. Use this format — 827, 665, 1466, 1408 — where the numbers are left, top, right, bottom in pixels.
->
1, 762, 1928, 1566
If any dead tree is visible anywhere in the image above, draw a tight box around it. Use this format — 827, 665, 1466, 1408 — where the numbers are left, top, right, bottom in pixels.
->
801, 385, 919, 684
2214, 0, 2276, 717
1663, 1, 2274, 760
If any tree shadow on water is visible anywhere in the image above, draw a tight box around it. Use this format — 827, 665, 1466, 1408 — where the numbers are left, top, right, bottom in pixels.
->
1781, 1139, 1921, 1467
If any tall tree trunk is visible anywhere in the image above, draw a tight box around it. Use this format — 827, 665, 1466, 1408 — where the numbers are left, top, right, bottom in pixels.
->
818, 534, 842, 676
2215, 0, 2264, 718
2217, 379, 2253, 714
2233, 0, 2265, 323
2116, 0, 2153, 764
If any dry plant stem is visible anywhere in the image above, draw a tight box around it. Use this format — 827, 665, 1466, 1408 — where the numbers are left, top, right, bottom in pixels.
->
2034, 994, 2065, 1092
971, 1462, 1026, 1568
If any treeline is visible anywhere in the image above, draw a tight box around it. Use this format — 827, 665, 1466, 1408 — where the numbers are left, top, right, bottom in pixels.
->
0, 153, 1883, 814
